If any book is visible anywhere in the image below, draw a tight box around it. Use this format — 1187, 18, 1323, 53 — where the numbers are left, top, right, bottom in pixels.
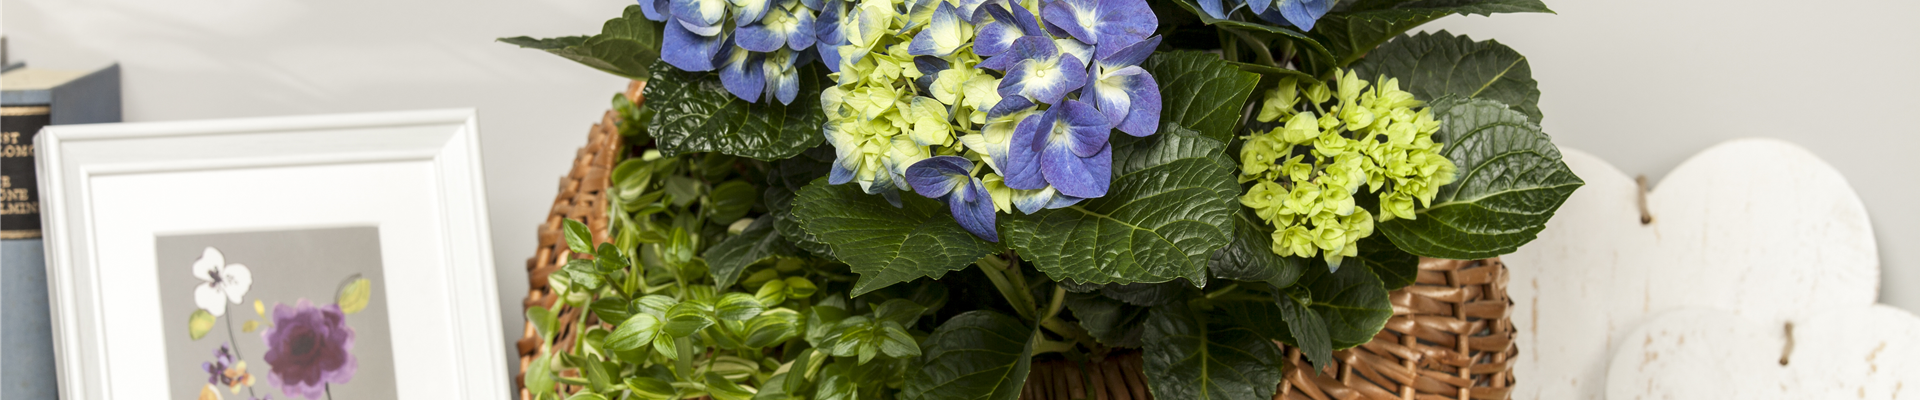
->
2, 63, 121, 239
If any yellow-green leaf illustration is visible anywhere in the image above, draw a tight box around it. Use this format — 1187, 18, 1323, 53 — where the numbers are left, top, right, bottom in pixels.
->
337, 275, 372, 314
188, 310, 216, 340
242, 320, 260, 333
254, 299, 265, 316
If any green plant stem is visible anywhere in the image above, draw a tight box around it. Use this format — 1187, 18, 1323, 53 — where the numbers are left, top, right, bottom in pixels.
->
1205, 283, 1242, 300
1032, 337, 1076, 355
1222, 27, 1279, 68
976, 254, 1039, 321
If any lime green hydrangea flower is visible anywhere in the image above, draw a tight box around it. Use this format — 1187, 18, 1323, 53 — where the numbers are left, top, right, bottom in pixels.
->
1236, 69, 1458, 269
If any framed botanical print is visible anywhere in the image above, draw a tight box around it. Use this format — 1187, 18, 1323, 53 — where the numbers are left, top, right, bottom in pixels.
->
35, 109, 510, 400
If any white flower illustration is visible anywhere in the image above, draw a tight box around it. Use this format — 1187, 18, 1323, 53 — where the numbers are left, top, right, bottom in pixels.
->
192, 247, 252, 316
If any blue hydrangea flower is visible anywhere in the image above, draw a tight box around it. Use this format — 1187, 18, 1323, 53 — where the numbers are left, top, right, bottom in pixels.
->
1040, 0, 1156, 49
640, 0, 825, 104
719, 43, 768, 101
1196, 0, 1334, 31
906, 156, 1000, 242
1004, 99, 1113, 198
1086, 35, 1160, 137
737, 0, 818, 52
991, 37, 1087, 105
973, 3, 1043, 57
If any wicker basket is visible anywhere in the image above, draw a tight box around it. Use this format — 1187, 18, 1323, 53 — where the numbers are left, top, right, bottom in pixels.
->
514, 84, 1517, 400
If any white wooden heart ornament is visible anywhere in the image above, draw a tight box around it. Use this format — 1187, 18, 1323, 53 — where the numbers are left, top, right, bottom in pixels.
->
1501, 138, 1882, 400
1606, 306, 1920, 400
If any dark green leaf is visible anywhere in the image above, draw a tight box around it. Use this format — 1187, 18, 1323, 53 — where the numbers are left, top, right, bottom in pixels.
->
1141, 305, 1284, 400
664, 302, 716, 337
903, 311, 1036, 400
1099, 281, 1195, 307
1317, 0, 1551, 69
1351, 30, 1543, 122
814, 363, 857, 400
1139, 52, 1263, 142
625, 376, 677, 400
591, 298, 634, 325
645, 59, 827, 161
743, 310, 802, 348
1273, 291, 1333, 370
792, 178, 997, 296
634, 295, 677, 318
1296, 259, 1393, 349
564, 218, 593, 254
1007, 127, 1238, 286
1208, 209, 1310, 287
594, 242, 629, 272
1353, 233, 1419, 290
1064, 292, 1149, 347
705, 217, 797, 288
706, 372, 756, 400
498, 5, 660, 80
1379, 98, 1583, 259
805, 305, 852, 346
766, 145, 838, 257
871, 298, 928, 326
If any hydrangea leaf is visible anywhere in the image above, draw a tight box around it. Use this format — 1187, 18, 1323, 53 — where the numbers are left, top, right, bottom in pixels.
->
1337, 0, 1552, 22
1063, 292, 1149, 347
704, 217, 798, 289
792, 178, 998, 296
1314, 1, 1550, 69
1352, 231, 1418, 290
765, 145, 837, 258
1294, 257, 1392, 349
1139, 51, 1261, 143
1207, 208, 1309, 288
644, 59, 827, 161
902, 311, 1036, 400
1141, 305, 1284, 400
1378, 97, 1583, 259
1351, 30, 1543, 122
498, 5, 661, 80
1006, 127, 1237, 286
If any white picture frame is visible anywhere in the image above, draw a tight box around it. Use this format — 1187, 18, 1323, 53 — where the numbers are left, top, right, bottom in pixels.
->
35, 109, 510, 400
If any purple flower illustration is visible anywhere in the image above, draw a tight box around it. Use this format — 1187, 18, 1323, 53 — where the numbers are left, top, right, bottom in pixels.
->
261, 299, 356, 400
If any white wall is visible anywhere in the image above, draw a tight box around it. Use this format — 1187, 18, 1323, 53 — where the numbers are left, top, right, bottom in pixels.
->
3, 0, 1915, 381
1419, 0, 1920, 313
2, 0, 632, 378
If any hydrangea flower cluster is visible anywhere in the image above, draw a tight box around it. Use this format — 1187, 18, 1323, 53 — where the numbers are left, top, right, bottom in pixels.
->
1196, 0, 1335, 31
817, 0, 1164, 242
1239, 70, 1457, 268
642, 0, 827, 104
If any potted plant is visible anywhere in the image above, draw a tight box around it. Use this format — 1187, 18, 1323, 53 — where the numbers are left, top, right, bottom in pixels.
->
502, 0, 1581, 398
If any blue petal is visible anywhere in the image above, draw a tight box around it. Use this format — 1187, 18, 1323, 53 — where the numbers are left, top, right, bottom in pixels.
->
662, 23, 725, 71
1278, 0, 1333, 31
1197, 0, 1228, 19
998, 53, 1086, 105
914, 56, 951, 93
905, 156, 974, 198
1088, 68, 1131, 132
1055, 38, 1094, 67
987, 95, 1036, 119
732, 0, 773, 25
720, 47, 767, 102
954, 0, 993, 24
1113, 69, 1160, 137
1053, 100, 1110, 157
735, 20, 789, 52
1039, 0, 1097, 43
789, 10, 818, 50
1039, 134, 1111, 198
765, 56, 800, 104
829, 160, 856, 184
909, 2, 970, 56
1094, 0, 1157, 43
1002, 113, 1050, 190
815, 0, 846, 70
671, 0, 728, 31
1045, 192, 1084, 209
949, 179, 1000, 242
1245, 0, 1270, 14
1095, 35, 1159, 68
973, 4, 1040, 57
978, 36, 1056, 71
641, 0, 670, 21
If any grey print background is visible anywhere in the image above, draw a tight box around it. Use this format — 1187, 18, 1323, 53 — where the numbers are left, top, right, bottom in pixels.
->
156, 226, 398, 400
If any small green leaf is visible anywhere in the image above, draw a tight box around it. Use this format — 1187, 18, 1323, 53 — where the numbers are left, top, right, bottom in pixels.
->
714, 293, 766, 321
705, 217, 798, 289
664, 227, 695, 266
1208, 209, 1310, 287
645, 59, 827, 160
743, 309, 802, 348
564, 393, 609, 400
1351, 31, 1544, 122
526, 350, 557, 399
564, 218, 593, 254
624, 376, 677, 400
783, 277, 818, 298
634, 295, 677, 319
528, 305, 559, 341
1007, 127, 1238, 286
497, 5, 660, 80
814, 363, 857, 400
805, 305, 851, 346
876, 321, 921, 359
1297, 259, 1393, 349
903, 311, 1035, 400
566, 353, 616, 392
188, 310, 215, 340
335, 275, 372, 314
663, 302, 716, 337
606, 313, 662, 351
594, 243, 629, 272
706, 372, 756, 400
870, 299, 927, 326
1141, 305, 1284, 400
1139, 51, 1264, 142
709, 180, 758, 224
792, 178, 997, 296
590, 298, 634, 325
755, 372, 799, 400
1378, 98, 1583, 259
1274, 291, 1333, 370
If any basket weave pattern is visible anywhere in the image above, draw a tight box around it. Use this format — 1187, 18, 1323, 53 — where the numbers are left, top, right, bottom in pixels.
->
514, 86, 1516, 400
